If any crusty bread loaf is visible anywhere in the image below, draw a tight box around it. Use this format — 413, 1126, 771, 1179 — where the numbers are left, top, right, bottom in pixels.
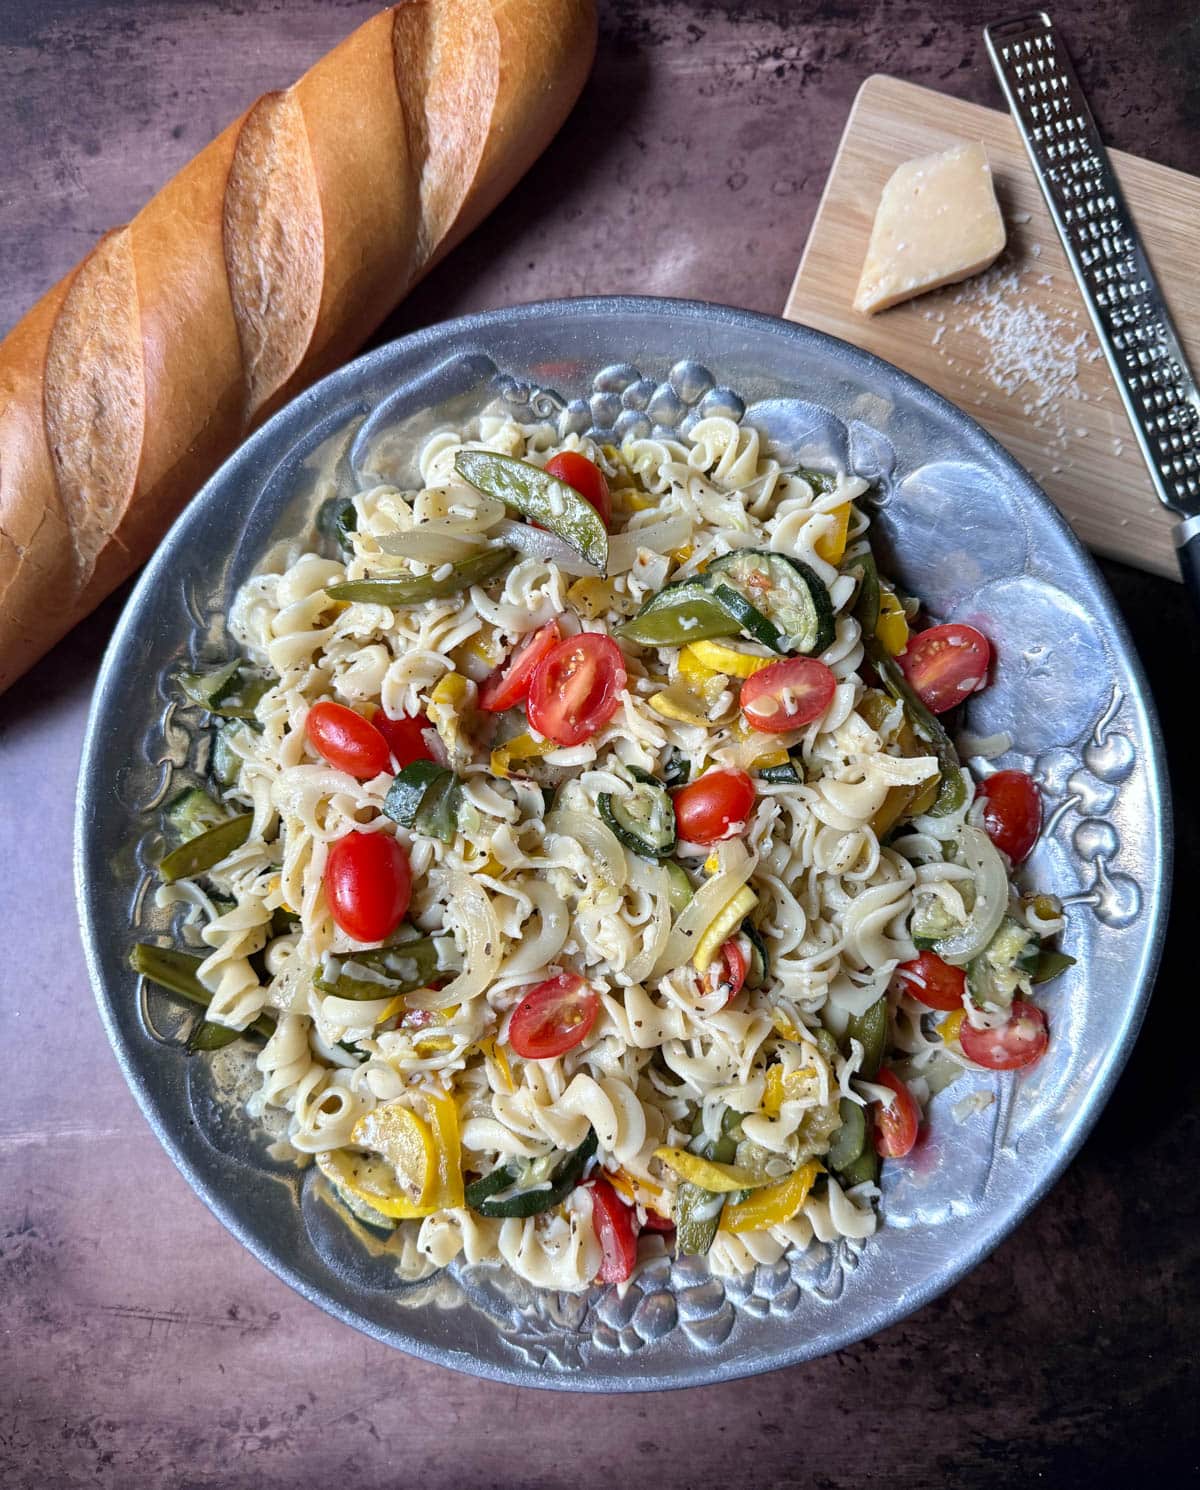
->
0, 0, 596, 692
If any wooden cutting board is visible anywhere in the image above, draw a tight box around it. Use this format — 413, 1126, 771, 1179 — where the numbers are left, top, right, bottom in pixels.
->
785, 75, 1200, 581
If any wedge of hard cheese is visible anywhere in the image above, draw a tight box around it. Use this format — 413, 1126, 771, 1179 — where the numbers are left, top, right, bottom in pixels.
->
853, 140, 1006, 315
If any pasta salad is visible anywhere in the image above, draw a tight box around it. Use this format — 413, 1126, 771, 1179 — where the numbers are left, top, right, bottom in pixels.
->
132, 402, 1069, 1292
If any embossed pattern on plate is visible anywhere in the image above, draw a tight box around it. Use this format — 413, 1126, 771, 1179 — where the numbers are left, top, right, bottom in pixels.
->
75, 298, 1170, 1391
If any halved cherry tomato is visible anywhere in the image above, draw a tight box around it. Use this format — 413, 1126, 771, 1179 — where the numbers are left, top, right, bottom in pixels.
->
589, 1177, 640, 1283
959, 999, 1049, 1071
526, 632, 626, 746
544, 451, 612, 529
673, 768, 756, 846
640, 1210, 676, 1235
507, 972, 599, 1059
479, 620, 562, 712
324, 831, 412, 943
374, 711, 436, 769
873, 1068, 920, 1158
305, 701, 391, 779
895, 950, 965, 1012
740, 657, 837, 733
897, 623, 991, 715
979, 769, 1042, 864
702, 937, 748, 1005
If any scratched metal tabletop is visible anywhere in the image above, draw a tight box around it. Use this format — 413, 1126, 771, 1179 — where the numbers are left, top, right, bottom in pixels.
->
0, 3, 1196, 1486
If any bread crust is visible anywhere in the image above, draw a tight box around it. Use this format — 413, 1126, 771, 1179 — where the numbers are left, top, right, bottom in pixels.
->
0, 0, 597, 691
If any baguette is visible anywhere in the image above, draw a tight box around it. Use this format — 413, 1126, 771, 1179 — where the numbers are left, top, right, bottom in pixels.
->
0, 0, 597, 692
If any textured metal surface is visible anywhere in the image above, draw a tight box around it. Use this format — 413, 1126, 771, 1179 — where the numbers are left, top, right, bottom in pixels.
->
985, 12, 1200, 523
74, 296, 1170, 1392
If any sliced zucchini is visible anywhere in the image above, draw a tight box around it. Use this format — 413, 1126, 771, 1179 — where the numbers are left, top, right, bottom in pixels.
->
382, 762, 462, 843
844, 548, 881, 638
706, 550, 836, 656
317, 493, 358, 555
967, 914, 1039, 1011
665, 861, 694, 914
663, 748, 691, 788
909, 887, 970, 950
757, 752, 804, 785
742, 920, 770, 989
598, 773, 676, 859
164, 787, 229, 842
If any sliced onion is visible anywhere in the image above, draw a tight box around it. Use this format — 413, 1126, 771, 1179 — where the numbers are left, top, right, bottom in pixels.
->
545, 808, 627, 893
491, 518, 598, 576
500, 880, 571, 978
933, 825, 1009, 967
623, 858, 672, 985
606, 513, 692, 574
407, 870, 500, 1009
320, 993, 397, 1028
375, 529, 487, 562
651, 839, 755, 979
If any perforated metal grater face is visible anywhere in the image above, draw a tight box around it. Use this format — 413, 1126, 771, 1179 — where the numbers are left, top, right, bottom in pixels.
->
985, 12, 1200, 522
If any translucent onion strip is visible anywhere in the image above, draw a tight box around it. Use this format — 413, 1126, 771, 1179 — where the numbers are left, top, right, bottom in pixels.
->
407, 870, 501, 1008
623, 858, 672, 985
491, 519, 598, 576
606, 513, 692, 575
545, 809, 628, 894
375, 529, 487, 563
933, 826, 1009, 966
651, 839, 755, 979
500, 880, 571, 977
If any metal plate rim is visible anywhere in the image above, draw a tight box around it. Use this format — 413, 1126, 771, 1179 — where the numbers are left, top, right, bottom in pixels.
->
75, 294, 1172, 1391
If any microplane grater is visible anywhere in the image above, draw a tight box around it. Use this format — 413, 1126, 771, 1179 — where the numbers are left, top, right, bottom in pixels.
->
985, 11, 1200, 601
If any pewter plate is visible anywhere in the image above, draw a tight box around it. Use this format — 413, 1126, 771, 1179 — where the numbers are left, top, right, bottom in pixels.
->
75, 297, 1170, 1391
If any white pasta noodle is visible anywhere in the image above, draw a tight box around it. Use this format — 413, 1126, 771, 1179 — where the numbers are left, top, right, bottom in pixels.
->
161, 393, 1055, 1295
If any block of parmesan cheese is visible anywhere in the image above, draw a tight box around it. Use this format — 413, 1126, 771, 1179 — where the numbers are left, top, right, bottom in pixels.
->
853, 141, 1006, 315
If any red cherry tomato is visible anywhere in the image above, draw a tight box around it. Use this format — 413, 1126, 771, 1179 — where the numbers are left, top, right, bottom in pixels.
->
589, 1177, 640, 1284
897, 623, 991, 715
873, 1068, 920, 1158
895, 950, 965, 1012
507, 972, 599, 1060
740, 656, 837, 733
673, 769, 756, 846
374, 711, 436, 769
544, 451, 612, 529
640, 1210, 676, 1235
979, 769, 1042, 864
305, 701, 391, 779
479, 620, 562, 712
526, 632, 626, 747
324, 831, 412, 943
959, 999, 1049, 1071
702, 937, 748, 1005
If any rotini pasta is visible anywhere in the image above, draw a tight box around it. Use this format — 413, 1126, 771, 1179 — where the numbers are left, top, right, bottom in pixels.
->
140, 392, 1065, 1299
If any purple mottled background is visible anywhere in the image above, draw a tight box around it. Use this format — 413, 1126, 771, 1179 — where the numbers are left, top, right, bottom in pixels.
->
1, 2, 1197, 1486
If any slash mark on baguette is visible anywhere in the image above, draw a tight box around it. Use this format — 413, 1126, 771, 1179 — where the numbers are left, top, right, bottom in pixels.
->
223, 90, 324, 421
393, 0, 498, 267
44, 227, 144, 584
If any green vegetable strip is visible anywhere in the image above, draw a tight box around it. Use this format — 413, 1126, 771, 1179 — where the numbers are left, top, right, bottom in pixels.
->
130, 943, 274, 1046
454, 450, 609, 571
313, 937, 442, 1001
845, 996, 887, 1082
871, 645, 967, 818
466, 1130, 598, 1218
327, 546, 515, 606
158, 812, 254, 884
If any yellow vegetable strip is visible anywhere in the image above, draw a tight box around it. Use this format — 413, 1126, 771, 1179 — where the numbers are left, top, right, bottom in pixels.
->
653, 1146, 773, 1193
875, 589, 909, 656
814, 502, 851, 564
684, 639, 775, 679
721, 1161, 824, 1233
693, 884, 759, 972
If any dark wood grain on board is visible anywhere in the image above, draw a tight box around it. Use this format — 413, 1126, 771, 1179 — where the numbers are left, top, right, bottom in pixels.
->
1, 2, 1197, 1487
